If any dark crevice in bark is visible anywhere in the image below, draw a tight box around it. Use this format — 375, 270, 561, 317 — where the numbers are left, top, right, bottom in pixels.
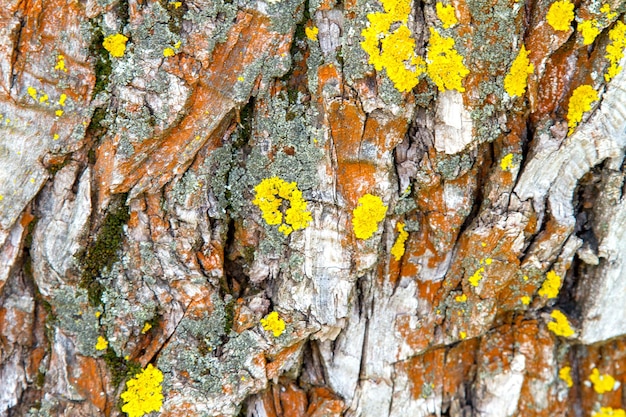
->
77, 193, 130, 307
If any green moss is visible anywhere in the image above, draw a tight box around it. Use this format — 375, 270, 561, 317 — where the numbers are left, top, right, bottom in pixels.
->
88, 22, 112, 97
79, 194, 130, 306
103, 347, 142, 386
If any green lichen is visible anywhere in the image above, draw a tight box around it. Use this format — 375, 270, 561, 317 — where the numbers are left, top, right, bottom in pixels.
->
78, 194, 130, 306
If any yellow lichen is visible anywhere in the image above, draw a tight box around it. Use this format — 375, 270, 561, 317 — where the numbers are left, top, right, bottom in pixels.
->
559, 366, 573, 387
547, 309, 575, 337
469, 266, 485, 287
172, 1, 182, 7
174, 41, 182, 49
390, 222, 409, 260
436, 2, 458, 28
305, 26, 319, 41
546, 0, 575, 31
163, 47, 175, 57
589, 368, 617, 394
352, 193, 388, 240
121, 364, 164, 417
95, 336, 108, 351
521, 296, 531, 305
103, 33, 129, 58
39, 94, 49, 104
141, 323, 152, 334
95, 311, 102, 318
260, 311, 285, 337
578, 20, 601, 45
504, 45, 534, 97
538, 269, 561, 299
455, 294, 467, 302
58, 93, 67, 106
459, 331, 467, 339
426, 28, 469, 92
601, 4, 617, 20
594, 408, 626, 417
27, 87, 37, 100
360, 0, 426, 92
605, 21, 626, 82
567, 84, 599, 135
55, 110, 63, 117
54, 54, 67, 72
53, 134, 60, 141
500, 153, 515, 171
252, 177, 312, 236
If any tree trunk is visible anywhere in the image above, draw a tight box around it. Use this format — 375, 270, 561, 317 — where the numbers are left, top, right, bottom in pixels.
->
1, 0, 626, 416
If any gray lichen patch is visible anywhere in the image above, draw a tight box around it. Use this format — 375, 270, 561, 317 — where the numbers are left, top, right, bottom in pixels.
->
265, 0, 306, 34
50, 287, 101, 357
156, 295, 268, 415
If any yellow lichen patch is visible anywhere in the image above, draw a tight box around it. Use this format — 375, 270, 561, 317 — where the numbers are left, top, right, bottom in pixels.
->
436, 2, 458, 28
589, 368, 617, 394
58, 93, 67, 106
605, 21, 626, 82
601, 4, 617, 20
260, 311, 285, 337
174, 40, 182, 49
141, 323, 152, 334
500, 153, 515, 171
469, 266, 485, 287
567, 85, 599, 135
594, 408, 626, 417
54, 54, 67, 72
459, 331, 467, 339
521, 296, 531, 305
360, 0, 426, 92
538, 269, 561, 298
546, 0, 575, 31
305, 26, 319, 41
252, 177, 312, 236
27, 87, 38, 101
559, 366, 573, 387
163, 47, 175, 57
352, 193, 388, 239
53, 134, 60, 141
103, 33, 129, 58
39, 94, 49, 104
95, 336, 108, 351
55, 110, 63, 117
547, 309, 575, 337
95, 311, 102, 318
121, 364, 164, 417
578, 20, 601, 45
172, 1, 182, 7
390, 222, 409, 260
504, 45, 534, 97
455, 294, 467, 302
426, 28, 469, 92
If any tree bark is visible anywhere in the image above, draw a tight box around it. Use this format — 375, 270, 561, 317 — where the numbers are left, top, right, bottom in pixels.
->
1, 0, 626, 416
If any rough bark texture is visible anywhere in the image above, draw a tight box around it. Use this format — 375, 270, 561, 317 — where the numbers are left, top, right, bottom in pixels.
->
1, 0, 626, 416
